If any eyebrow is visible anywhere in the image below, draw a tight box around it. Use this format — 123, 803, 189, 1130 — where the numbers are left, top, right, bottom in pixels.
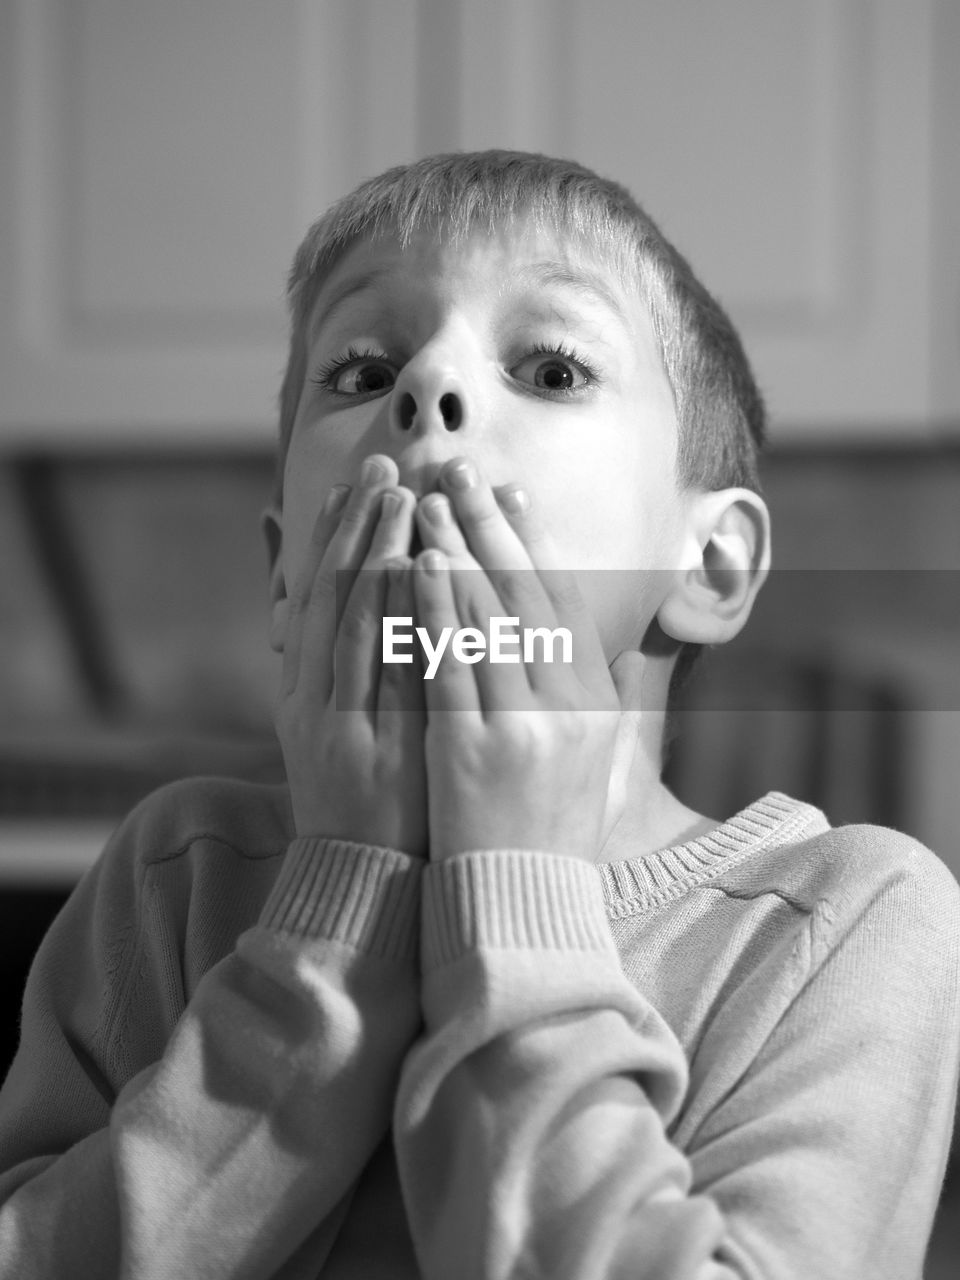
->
306, 256, 629, 344
511, 261, 628, 323
308, 268, 394, 343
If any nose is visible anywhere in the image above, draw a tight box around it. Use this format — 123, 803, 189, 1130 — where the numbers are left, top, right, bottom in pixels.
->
388, 345, 468, 438
394, 388, 464, 432
382, 334, 477, 493
388, 387, 468, 495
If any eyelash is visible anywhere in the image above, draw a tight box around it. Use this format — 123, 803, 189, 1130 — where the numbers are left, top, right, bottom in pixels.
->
520, 341, 603, 395
309, 341, 603, 397
310, 345, 390, 394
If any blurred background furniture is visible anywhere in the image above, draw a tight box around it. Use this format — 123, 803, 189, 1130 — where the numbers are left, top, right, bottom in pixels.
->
2, 446, 957, 1084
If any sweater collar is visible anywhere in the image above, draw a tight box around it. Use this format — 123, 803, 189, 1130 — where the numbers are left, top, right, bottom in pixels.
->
598, 791, 828, 912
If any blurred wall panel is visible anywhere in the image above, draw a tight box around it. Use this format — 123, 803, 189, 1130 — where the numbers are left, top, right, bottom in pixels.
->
1, 1, 957, 447
0, 0, 419, 444
417, 0, 959, 435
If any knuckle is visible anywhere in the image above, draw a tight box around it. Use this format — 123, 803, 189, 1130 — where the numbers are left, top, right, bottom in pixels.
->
310, 569, 338, 605
290, 569, 336, 620
549, 692, 582, 717
493, 568, 539, 610
460, 495, 499, 531
512, 514, 548, 556
460, 593, 492, 635
378, 659, 419, 706
337, 496, 373, 534
471, 501, 499, 527
338, 602, 371, 645
285, 590, 307, 624
545, 572, 584, 614
378, 655, 403, 689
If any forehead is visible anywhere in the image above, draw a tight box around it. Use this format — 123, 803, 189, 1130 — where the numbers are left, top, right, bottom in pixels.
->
305, 220, 652, 342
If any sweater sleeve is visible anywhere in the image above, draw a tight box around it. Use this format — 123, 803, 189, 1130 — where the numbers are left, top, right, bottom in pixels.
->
0, 811, 423, 1279
393, 844, 960, 1280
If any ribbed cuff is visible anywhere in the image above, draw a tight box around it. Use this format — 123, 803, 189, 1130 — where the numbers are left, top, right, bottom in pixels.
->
261, 838, 422, 961
421, 850, 615, 969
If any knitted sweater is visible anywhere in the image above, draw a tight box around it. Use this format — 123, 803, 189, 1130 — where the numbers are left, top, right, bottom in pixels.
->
0, 778, 957, 1279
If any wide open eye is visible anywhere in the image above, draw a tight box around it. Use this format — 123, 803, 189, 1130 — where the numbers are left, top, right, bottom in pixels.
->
510, 346, 596, 395
313, 350, 399, 397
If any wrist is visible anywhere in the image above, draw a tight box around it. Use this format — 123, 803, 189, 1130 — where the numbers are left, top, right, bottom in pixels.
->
263, 836, 423, 957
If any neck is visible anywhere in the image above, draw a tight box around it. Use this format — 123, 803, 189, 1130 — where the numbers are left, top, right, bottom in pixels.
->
599, 653, 718, 862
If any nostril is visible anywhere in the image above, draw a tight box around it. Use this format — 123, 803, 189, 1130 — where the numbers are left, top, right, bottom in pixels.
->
439, 392, 462, 431
397, 392, 416, 431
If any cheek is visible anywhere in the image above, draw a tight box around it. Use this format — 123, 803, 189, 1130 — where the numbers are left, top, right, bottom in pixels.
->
279, 457, 325, 593
575, 569, 663, 660
535, 484, 667, 573
279, 507, 314, 596
280, 426, 362, 589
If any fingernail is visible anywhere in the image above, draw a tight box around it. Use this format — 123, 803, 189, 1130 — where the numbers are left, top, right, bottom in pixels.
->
419, 549, 446, 575
324, 484, 351, 514
445, 460, 476, 490
498, 486, 529, 515
361, 456, 388, 485
421, 494, 451, 524
380, 491, 402, 518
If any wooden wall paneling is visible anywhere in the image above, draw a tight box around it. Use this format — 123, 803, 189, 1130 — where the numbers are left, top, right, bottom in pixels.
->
0, 0, 953, 445
432, 0, 943, 437
0, 0, 422, 446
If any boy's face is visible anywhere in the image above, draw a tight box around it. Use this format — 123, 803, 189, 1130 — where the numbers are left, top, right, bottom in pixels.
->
278, 219, 692, 656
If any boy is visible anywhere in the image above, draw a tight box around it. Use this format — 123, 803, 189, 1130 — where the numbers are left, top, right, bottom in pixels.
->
0, 150, 957, 1278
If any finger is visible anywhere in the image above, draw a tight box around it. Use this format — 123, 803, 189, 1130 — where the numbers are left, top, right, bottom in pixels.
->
411, 550, 482, 716
492, 481, 614, 704
284, 455, 401, 705
367, 487, 417, 567
344, 484, 418, 640
441, 457, 595, 654
415, 487, 545, 704
319, 454, 400, 629
415, 492, 471, 560
288, 453, 396, 612
331, 488, 417, 713
333, 561, 389, 719
377, 559, 425, 733
419, 487, 555, 645
439, 458, 537, 573
428, 464, 578, 701
446, 567, 539, 710
434, 461, 609, 704
280, 482, 351, 699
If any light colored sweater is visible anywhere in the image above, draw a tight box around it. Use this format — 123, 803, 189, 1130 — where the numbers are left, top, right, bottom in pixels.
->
0, 778, 957, 1279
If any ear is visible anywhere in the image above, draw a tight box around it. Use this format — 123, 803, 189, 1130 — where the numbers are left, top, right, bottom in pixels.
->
261, 506, 289, 654
657, 488, 771, 645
